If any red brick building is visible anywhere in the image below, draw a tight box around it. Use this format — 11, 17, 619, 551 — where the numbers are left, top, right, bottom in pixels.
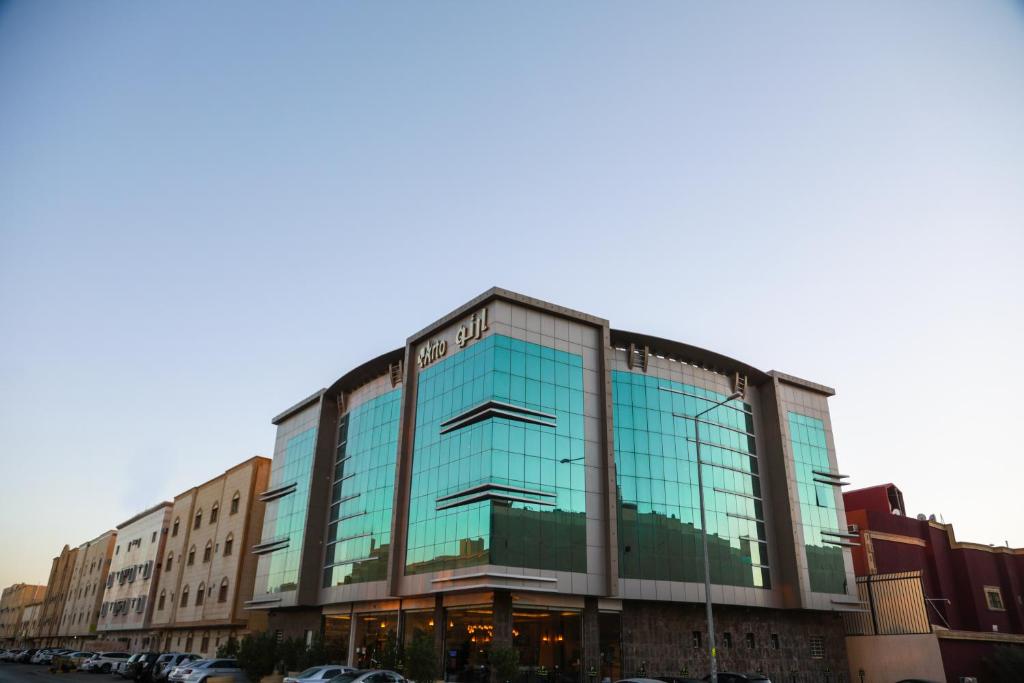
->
843, 483, 1024, 682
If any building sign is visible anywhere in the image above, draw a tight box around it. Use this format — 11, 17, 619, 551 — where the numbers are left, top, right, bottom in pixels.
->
417, 307, 490, 369
455, 308, 488, 348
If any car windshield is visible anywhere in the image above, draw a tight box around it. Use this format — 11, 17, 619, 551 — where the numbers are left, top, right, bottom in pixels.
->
296, 668, 326, 679
330, 674, 361, 683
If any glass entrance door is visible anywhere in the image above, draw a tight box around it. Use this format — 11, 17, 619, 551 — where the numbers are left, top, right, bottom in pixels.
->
512, 610, 581, 683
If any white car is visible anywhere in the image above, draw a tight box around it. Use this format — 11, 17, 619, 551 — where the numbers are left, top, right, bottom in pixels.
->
83, 652, 133, 673
169, 659, 211, 683
328, 670, 405, 683
285, 666, 357, 683
155, 653, 201, 682
182, 659, 241, 683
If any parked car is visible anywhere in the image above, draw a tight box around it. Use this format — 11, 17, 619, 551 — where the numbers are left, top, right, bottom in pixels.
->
155, 654, 201, 682
703, 675, 771, 683
33, 648, 68, 665
285, 666, 357, 683
115, 654, 142, 678
129, 652, 163, 681
328, 670, 405, 683
181, 659, 241, 683
54, 651, 96, 671
0, 650, 21, 662
656, 677, 704, 683
15, 649, 40, 663
83, 652, 133, 674
168, 659, 211, 683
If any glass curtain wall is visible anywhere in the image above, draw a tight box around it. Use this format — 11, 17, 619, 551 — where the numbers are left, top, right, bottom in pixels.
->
264, 426, 317, 593
788, 412, 846, 593
323, 389, 403, 587
405, 335, 587, 575
612, 370, 770, 588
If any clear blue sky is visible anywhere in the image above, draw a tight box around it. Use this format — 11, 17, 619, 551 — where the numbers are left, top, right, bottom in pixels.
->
1, 1, 1022, 587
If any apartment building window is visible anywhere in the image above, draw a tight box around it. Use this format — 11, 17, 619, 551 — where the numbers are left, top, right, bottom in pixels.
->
218, 579, 228, 603
158, 591, 166, 611
151, 531, 157, 543
166, 553, 174, 572
188, 546, 196, 566
984, 586, 1006, 611
210, 503, 219, 524
771, 633, 780, 650
223, 534, 233, 557
691, 631, 702, 648
745, 633, 755, 649
200, 636, 210, 653
809, 635, 824, 659
230, 492, 240, 515
196, 583, 205, 606
203, 542, 212, 563
180, 586, 189, 607
173, 518, 180, 537
194, 510, 203, 529
185, 635, 193, 652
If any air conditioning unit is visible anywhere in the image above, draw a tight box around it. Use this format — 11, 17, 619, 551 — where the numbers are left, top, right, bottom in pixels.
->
848, 524, 859, 533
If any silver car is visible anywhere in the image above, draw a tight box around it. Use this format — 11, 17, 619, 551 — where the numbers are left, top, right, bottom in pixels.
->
182, 659, 241, 683
285, 666, 356, 683
328, 670, 405, 683
169, 660, 211, 683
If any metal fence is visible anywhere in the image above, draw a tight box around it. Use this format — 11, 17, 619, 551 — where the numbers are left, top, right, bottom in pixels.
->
843, 571, 932, 636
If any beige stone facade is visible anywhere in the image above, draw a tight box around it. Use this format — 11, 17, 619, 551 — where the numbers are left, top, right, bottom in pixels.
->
38, 544, 79, 645
151, 456, 270, 657
59, 529, 117, 644
16, 602, 42, 645
96, 502, 172, 650
0, 583, 47, 646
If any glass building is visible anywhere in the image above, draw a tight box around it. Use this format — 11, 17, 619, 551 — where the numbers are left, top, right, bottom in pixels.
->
248, 289, 860, 681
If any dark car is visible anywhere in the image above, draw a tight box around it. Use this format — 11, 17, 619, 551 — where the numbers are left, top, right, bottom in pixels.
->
130, 652, 163, 682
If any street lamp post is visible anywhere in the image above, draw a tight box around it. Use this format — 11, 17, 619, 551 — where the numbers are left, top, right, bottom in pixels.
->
685, 391, 742, 683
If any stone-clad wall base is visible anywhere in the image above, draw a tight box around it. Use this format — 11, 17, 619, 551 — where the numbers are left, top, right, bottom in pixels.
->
620, 601, 849, 682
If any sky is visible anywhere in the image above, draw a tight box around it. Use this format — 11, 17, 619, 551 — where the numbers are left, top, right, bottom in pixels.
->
1, 1, 1022, 588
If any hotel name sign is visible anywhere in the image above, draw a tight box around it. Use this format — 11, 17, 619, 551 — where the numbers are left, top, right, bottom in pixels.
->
417, 307, 489, 369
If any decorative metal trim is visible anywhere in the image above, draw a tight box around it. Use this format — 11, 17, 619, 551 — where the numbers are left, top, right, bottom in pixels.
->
436, 490, 557, 511
436, 482, 556, 503
713, 487, 761, 501
258, 481, 298, 502
439, 400, 557, 434
251, 536, 290, 555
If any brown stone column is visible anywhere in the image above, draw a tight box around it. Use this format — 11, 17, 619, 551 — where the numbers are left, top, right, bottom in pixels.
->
582, 598, 600, 683
492, 591, 513, 648
433, 594, 445, 679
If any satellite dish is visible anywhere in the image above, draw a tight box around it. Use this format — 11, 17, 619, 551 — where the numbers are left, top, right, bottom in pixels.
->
916, 514, 927, 521
892, 508, 903, 516
928, 514, 937, 522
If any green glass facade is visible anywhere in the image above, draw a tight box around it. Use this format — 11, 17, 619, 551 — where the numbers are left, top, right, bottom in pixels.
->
788, 412, 845, 593
612, 370, 770, 588
405, 334, 587, 575
264, 426, 316, 593
324, 389, 403, 586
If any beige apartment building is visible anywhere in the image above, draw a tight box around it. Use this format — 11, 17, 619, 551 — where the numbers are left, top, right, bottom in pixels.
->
37, 544, 79, 646
59, 530, 117, 647
16, 603, 42, 645
0, 583, 47, 646
151, 456, 270, 656
97, 502, 172, 650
